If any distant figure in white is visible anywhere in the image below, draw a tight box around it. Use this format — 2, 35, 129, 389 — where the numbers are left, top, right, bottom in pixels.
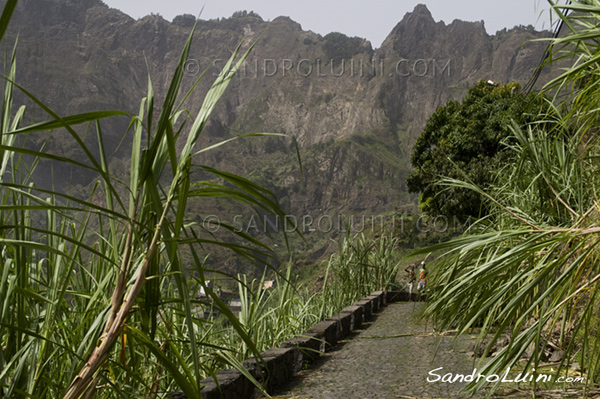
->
198, 280, 214, 297
405, 263, 416, 299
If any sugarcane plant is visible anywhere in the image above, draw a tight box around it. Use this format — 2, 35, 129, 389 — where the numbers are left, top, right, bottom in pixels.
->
417, 0, 600, 396
0, 0, 298, 398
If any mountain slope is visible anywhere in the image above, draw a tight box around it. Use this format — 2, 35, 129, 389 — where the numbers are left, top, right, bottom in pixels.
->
1, 1, 554, 267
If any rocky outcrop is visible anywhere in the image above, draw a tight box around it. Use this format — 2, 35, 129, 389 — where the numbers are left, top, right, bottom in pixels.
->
375, 5, 550, 143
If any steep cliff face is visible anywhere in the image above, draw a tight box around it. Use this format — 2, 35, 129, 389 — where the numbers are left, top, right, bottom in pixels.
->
3, 1, 551, 238
374, 5, 550, 143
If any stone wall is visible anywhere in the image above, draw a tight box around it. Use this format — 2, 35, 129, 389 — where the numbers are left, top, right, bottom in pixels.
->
168, 291, 418, 399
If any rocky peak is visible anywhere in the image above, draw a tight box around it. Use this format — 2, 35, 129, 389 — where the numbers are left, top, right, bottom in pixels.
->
386, 4, 440, 55
272, 16, 302, 31
448, 18, 487, 36
172, 14, 196, 28
411, 4, 434, 19
397, 4, 437, 29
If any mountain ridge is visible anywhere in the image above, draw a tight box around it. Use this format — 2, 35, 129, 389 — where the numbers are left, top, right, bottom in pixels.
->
1, 0, 555, 267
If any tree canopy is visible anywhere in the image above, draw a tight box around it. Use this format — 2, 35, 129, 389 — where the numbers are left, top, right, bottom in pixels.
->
407, 80, 546, 220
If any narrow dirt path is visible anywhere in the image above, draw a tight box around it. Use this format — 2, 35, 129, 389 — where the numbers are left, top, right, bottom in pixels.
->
266, 302, 481, 399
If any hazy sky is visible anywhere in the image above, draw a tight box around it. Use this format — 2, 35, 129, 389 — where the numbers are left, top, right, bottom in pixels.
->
102, 1, 559, 48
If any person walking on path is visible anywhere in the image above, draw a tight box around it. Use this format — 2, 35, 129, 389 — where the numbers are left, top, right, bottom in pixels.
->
417, 261, 427, 292
405, 263, 416, 300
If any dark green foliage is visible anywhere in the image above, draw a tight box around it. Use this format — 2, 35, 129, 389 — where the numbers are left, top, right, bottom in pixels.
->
172, 14, 196, 28
231, 10, 261, 19
407, 80, 547, 220
322, 32, 365, 64
303, 37, 316, 46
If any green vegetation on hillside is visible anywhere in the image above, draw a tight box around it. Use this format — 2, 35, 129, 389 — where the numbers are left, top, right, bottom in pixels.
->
407, 80, 547, 221
322, 32, 368, 64
417, 1, 600, 396
0, 2, 406, 398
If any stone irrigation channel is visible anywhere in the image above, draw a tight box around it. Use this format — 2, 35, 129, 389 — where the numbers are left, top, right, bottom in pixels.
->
167, 291, 498, 399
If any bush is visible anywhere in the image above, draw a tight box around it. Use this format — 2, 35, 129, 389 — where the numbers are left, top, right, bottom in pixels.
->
322, 32, 365, 64
407, 80, 548, 221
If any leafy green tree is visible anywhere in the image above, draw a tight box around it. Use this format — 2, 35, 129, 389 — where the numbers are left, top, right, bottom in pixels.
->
407, 80, 546, 220
420, 1, 600, 396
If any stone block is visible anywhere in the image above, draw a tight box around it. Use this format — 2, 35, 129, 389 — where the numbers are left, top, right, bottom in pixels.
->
242, 347, 296, 393
354, 299, 372, 320
306, 319, 339, 351
195, 369, 254, 399
326, 311, 353, 339
280, 332, 322, 367
385, 291, 405, 303
340, 305, 363, 330
371, 290, 385, 307
365, 294, 381, 312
